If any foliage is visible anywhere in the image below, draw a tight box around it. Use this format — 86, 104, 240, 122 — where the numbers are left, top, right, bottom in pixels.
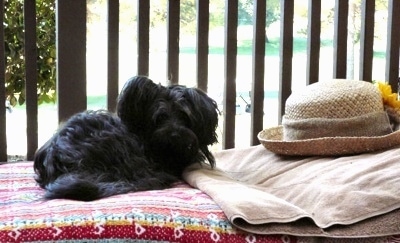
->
238, 0, 280, 27
296, 0, 388, 44
150, 0, 281, 34
4, 0, 56, 106
149, 0, 197, 34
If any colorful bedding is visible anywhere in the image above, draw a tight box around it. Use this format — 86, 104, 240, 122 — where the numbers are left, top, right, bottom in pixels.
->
0, 161, 399, 242
0, 161, 292, 242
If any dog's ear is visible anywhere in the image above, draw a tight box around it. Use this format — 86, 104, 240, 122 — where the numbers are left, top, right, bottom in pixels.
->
117, 76, 166, 135
33, 141, 48, 187
33, 139, 58, 188
181, 88, 219, 167
183, 88, 219, 144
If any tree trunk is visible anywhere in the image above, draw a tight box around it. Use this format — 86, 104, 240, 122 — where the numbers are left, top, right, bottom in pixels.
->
347, 2, 356, 79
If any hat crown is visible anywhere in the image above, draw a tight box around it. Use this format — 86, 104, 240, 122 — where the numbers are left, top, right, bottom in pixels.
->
282, 79, 393, 141
285, 80, 384, 120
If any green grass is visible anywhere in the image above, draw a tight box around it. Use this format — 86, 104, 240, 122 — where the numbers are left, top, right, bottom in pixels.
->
11, 95, 108, 111
181, 37, 387, 62
181, 37, 334, 56
373, 50, 386, 59
87, 95, 107, 108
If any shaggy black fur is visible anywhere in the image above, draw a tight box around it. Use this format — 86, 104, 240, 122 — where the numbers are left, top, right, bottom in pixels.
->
34, 110, 177, 201
34, 76, 219, 201
117, 76, 219, 176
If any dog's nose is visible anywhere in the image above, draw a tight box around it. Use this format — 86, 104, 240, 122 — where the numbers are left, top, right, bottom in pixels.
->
170, 132, 180, 139
171, 133, 195, 152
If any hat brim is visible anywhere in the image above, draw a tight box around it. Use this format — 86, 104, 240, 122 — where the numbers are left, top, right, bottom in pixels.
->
258, 126, 400, 156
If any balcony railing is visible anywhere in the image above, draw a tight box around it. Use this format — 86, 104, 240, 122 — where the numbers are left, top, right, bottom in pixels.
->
1, 0, 399, 161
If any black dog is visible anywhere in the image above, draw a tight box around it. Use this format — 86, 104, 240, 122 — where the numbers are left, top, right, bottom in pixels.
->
117, 76, 219, 177
34, 76, 219, 201
34, 110, 177, 201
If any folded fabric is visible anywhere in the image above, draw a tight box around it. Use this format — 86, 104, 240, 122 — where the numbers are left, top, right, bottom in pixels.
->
183, 145, 400, 237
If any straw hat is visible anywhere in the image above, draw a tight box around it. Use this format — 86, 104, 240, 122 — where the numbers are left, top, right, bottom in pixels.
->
258, 79, 400, 156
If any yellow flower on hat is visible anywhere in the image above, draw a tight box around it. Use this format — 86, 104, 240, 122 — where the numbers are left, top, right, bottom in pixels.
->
375, 81, 400, 110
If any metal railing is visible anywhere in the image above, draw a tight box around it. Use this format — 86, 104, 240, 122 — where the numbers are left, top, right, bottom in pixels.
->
1, 0, 399, 161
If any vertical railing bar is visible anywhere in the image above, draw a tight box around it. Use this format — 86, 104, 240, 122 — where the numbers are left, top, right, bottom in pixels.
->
385, 0, 400, 89
107, 0, 119, 111
278, 0, 294, 124
24, 0, 38, 160
250, 0, 266, 145
137, 0, 150, 76
333, 0, 348, 79
196, 0, 209, 92
56, 0, 87, 122
306, 0, 321, 85
0, 0, 7, 161
359, 0, 375, 82
222, 0, 237, 149
167, 0, 180, 85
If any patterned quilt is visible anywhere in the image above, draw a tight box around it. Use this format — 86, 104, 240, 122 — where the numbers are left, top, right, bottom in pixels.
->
1, 161, 399, 243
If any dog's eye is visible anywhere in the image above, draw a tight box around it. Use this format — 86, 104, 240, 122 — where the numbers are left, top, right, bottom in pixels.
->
177, 111, 192, 128
155, 113, 169, 125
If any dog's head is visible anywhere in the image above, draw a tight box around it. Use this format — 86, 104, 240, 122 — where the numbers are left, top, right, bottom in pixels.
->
165, 85, 219, 167
117, 76, 168, 137
117, 76, 219, 174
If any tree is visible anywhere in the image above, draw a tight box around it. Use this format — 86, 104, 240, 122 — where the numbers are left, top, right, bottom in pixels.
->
346, 0, 388, 79
150, 0, 281, 38
294, 0, 388, 79
149, 0, 197, 34
4, 0, 56, 106
237, 0, 280, 42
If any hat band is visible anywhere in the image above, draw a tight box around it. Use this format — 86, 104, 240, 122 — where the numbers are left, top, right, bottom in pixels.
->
282, 111, 393, 141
